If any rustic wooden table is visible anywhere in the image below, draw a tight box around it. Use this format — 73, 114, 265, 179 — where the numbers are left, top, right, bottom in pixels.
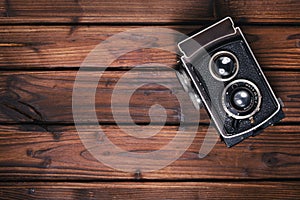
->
0, 0, 300, 199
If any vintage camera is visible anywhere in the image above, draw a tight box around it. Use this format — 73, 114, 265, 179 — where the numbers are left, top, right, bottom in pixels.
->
176, 17, 285, 147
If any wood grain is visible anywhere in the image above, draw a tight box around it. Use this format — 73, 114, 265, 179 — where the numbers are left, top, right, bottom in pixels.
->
0, 0, 214, 24
0, 124, 299, 180
0, 0, 299, 197
0, 182, 299, 199
216, 0, 300, 23
0, 70, 298, 124
0, 26, 299, 69
0, 0, 299, 24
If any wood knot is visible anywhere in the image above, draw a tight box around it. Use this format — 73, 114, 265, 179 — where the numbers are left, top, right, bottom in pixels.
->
41, 157, 52, 168
247, 144, 255, 151
26, 149, 34, 157
287, 34, 300, 48
52, 132, 62, 141
262, 152, 279, 167
144, 90, 151, 96
242, 168, 250, 177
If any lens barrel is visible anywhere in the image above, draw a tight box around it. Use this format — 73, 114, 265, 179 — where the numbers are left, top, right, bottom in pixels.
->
222, 79, 261, 119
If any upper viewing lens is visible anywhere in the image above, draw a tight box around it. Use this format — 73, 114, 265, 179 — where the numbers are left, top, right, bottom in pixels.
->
209, 51, 239, 81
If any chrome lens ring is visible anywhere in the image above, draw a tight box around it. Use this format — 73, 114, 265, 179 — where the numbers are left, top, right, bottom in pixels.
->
209, 51, 239, 82
222, 79, 262, 119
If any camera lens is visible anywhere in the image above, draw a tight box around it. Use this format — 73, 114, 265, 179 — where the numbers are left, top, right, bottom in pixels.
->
209, 51, 239, 81
214, 55, 235, 77
222, 79, 261, 119
232, 89, 252, 110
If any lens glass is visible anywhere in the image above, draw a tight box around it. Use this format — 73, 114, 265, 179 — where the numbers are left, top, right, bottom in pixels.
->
210, 52, 238, 80
222, 80, 261, 119
232, 89, 252, 110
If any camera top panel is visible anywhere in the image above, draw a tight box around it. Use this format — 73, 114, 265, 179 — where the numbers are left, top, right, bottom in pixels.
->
178, 17, 237, 58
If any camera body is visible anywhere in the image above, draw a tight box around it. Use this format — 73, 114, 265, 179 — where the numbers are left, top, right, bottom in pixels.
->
176, 17, 284, 147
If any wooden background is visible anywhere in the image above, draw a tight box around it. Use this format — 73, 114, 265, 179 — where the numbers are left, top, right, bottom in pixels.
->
0, 0, 300, 199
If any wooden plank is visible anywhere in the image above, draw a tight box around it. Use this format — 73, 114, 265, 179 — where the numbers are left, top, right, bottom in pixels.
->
216, 0, 300, 23
0, 124, 299, 180
0, 0, 299, 24
0, 70, 299, 124
0, 26, 299, 70
0, 182, 299, 199
0, 0, 214, 24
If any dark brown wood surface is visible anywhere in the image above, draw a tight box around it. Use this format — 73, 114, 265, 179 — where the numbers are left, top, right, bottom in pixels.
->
0, 0, 299, 199
0, 26, 299, 69
0, 0, 299, 24
0, 182, 299, 200
0, 71, 299, 124
0, 125, 300, 180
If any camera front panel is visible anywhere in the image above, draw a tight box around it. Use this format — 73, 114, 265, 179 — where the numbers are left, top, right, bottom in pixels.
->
184, 37, 281, 138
